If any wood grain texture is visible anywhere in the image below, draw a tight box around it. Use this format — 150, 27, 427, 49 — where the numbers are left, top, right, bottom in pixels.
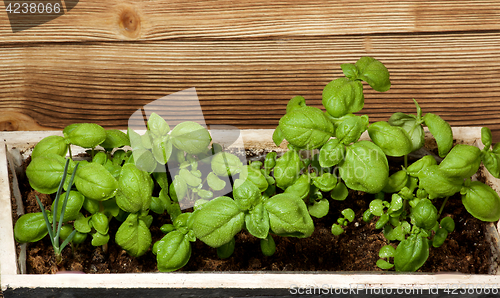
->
0, 0, 500, 42
2, 32, 500, 139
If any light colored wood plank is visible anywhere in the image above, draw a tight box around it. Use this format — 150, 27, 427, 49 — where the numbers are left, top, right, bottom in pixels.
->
1, 0, 500, 42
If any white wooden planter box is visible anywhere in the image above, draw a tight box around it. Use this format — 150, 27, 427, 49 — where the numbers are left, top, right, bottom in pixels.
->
2, 128, 500, 297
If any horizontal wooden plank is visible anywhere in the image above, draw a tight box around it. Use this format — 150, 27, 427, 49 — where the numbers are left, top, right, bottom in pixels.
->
2, 32, 500, 140
1, 0, 500, 42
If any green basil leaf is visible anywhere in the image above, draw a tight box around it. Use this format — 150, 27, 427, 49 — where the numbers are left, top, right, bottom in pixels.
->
150, 195, 167, 214
389, 194, 404, 213
140, 131, 153, 149
100, 130, 130, 150
170, 175, 187, 202
75, 162, 118, 201
153, 172, 169, 191
233, 179, 261, 210
131, 148, 157, 172
383, 170, 408, 193
389, 114, 425, 152
322, 77, 364, 118
63, 123, 106, 148
155, 230, 191, 272
260, 234, 276, 256
115, 213, 152, 257
341, 63, 359, 80
319, 138, 346, 168
339, 141, 389, 194
417, 165, 463, 199
26, 153, 67, 194
336, 114, 369, 145
462, 181, 500, 221
207, 172, 226, 191
82, 197, 100, 214
74, 213, 91, 233
440, 217, 455, 233
308, 198, 329, 218
369, 199, 385, 217
278, 106, 335, 149
284, 174, 310, 201
330, 182, 348, 201
147, 112, 170, 139
101, 198, 120, 217
376, 259, 394, 270
482, 151, 500, 178
211, 152, 243, 177
239, 165, 269, 192
31, 135, 68, 160
264, 193, 314, 238
481, 127, 493, 148
272, 126, 285, 147
51, 191, 85, 222
245, 202, 270, 239
312, 172, 337, 192
90, 212, 109, 235
91, 232, 110, 246
355, 56, 391, 92
331, 224, 344, 236
368, 121, 413, 157
439, 144, 481, 179
179, 168, 202, 187
14, 212, 49, 243
264, 152, 277, 173
116, 163, 153, 213
274, 150, 304, 190
388, 112, 416, 127
190, 196, 245, 248
410, 199, 438, 230
394, 235, 429, 272
170, 121, 211, 155
406, 155, 437, 177
379, 245, 396, 258
423, 113, 453, 158
432, 228, 448, 248
217, 237, 235, 259
341, 208, 355, 222
286, 95, 307, 114
152, 139, 173, 165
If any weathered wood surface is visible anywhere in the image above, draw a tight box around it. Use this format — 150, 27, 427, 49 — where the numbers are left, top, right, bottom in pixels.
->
1, 0, 500, 141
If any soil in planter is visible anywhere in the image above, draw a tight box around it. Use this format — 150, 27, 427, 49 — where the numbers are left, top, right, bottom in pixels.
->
10, 153, 496, 274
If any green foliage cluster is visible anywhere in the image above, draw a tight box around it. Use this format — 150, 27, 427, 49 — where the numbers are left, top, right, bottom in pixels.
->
14, 57, 500, 272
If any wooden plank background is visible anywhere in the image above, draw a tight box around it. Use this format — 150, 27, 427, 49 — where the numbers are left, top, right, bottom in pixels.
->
1, 0, 500, 141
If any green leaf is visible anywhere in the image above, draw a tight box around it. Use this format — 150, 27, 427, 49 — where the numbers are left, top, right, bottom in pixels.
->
336, 114, 369, 145
406, 155, 437, 177
482, 127, 493, 148
482, 151, 500, 178
74, 213, 91, 233
286, 95, 307, 114
264, 152, 277, 173
211, 152, 243, 177
239, 166, 269, 192
100, 130, 130, 150
115, 213, 152, 257
274, 150, 304, 190
423, 113, 453, 158
308, 199, 329, 218
14, 212, 49, 243
31, 135, 68, 160
245, 203, 270, 239
264, 193, 314, 238
331, 224, 344, 236
284, 174, 310, 201
217, 237, 236, 259
323, 77, 364, 118
51, 191, 85, 222
205, 172, 225, 191
82, 197, 100, 214
116, 163, 153, 213
375, 213, 390, 229
155, 230, 192, 272
330, 182, 349, 201
417, 165, 463, 199
339, 141, 389, 194
342, 208, 355, 222
75, 162, 118, 201
91, 232, 110, 246
369, 199, 385, 217
233, 179, 261, 210
376, 259, 394, 270
260, 234, 276, 256
63, 123, 106, 148
26, 154, 68, 194
170, 175, 187, 202
410, 199, 438, 230
368, 121, 413, 157
278, 106, 335, 149
462, 181, 500, 222
355, 56, 391, 92
394, 235, 429, 272
152, 139, 173, 165
389, 194, 404, 214
379, 245, 396, 258
190, 196, 245, 248
90, 212, 109, 235
131, 148, 157, 172
382, 170, 408, 193
312, 172, 337, 192
389, 113, 425, 152
319, 138, 346, 168
341, 63, 359, 80
440, 216, 455, 233
272, 126, 285, 147
179, 168, 202, 187
170, 121, 211, 155
147, 112, 170, 139
432, 228, 448, 248
439, 144, 481, 179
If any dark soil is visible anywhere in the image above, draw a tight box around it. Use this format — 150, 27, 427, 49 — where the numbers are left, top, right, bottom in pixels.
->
9, 151, 497, 275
